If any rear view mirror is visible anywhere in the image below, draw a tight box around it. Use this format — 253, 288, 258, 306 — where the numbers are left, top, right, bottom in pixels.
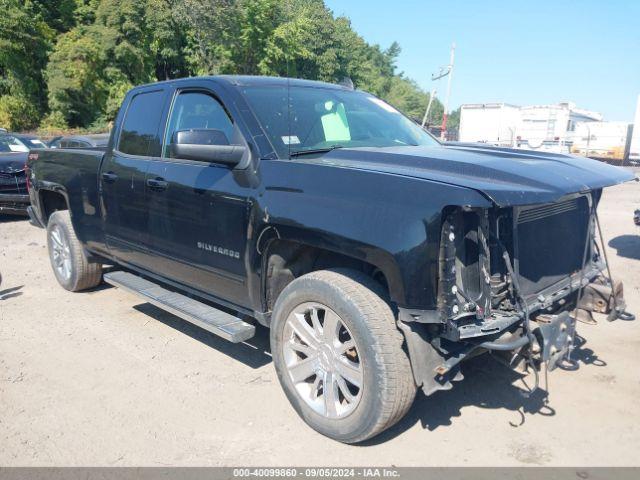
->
170, 129, 246, 165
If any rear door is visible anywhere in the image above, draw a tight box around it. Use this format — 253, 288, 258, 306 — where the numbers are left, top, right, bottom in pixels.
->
144, 87, 252, 307
101, 87, 169, 268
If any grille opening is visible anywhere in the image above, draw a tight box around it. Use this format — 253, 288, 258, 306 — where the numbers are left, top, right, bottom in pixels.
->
516, 196, 590, 297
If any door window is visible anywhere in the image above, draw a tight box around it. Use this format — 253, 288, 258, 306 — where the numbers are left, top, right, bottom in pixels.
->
118, 90, 166, 157
164, 91, 234, 158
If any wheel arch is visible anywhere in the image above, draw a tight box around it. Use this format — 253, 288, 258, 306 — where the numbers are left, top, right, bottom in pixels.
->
258, 227, 404, 320
38, 187, 70, 225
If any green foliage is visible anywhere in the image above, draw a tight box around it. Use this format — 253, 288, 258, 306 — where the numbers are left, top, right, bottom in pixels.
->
29, 0, 77, 33
386, 77, 429, 120
1, 0, 450, 132
0, 94, 40, 130
0, 0, 56, 127
447, 107, 460, 130
45, 25, 109, 127
174, 0, 240, 75
74, 0, 102, 25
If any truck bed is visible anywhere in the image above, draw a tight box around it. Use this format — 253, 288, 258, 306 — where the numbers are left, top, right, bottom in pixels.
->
28, 148, 106, 244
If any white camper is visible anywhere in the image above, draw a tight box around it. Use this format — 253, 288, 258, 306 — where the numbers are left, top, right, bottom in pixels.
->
516, 103, 601, 154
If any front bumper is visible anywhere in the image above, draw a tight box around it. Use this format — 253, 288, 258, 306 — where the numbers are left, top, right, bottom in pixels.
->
0, 193, 30, 215
399, 268, 627, 396
399, 261, 605, 342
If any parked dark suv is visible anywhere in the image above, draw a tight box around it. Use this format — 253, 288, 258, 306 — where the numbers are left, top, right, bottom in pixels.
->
0, 134, 40, 215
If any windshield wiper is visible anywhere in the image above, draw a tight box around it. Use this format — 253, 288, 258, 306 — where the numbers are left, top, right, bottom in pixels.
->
290, 145, 344, 157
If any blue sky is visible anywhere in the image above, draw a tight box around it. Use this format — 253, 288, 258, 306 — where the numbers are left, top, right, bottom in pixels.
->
325, 0, 640, 121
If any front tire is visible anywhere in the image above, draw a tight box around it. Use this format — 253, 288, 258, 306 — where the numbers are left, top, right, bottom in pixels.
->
271, 269, 416, 443
47, 210, 102, 291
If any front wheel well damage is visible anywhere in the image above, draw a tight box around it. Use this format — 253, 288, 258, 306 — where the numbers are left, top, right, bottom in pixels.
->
263, 239, 390, 316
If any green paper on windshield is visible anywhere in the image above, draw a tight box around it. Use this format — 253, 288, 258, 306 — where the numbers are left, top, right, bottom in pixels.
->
321, 103, 351, 142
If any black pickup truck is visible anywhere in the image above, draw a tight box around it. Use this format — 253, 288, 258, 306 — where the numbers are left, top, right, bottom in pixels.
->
26, 76, 634, 443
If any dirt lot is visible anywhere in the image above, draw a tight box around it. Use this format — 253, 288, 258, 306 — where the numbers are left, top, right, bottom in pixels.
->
1, 180, 640, 466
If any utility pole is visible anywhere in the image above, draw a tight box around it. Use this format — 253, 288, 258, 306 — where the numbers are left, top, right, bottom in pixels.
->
440, 42, 456, 140
421, 88, 437, 128
422, 43, 456, 137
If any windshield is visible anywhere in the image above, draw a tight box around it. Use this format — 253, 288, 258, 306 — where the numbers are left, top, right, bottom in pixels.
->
21, 137, 47, 149
241, 85, 439, 158
0, 135, 29, 153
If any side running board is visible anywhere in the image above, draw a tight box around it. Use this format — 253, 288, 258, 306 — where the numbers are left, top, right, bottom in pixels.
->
103, 271, 255, 343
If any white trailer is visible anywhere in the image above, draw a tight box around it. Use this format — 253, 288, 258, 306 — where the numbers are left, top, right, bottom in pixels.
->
570, 121, 631, 164
630, 94, 640, 164
458, 103, 520, 146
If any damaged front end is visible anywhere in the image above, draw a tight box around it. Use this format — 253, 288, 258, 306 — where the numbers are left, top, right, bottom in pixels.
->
399, 190, 633, 396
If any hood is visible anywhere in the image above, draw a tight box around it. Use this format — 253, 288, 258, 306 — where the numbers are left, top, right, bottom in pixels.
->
0, 152, 27, 174
312, 144, 636, 206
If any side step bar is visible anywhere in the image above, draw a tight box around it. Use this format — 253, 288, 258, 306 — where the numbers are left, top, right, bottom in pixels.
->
103, 271, 255, 343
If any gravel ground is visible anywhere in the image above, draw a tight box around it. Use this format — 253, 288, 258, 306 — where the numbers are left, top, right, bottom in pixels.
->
1, 180, 639, 466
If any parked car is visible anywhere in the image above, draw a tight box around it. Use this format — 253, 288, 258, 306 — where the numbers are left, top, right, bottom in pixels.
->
2, 133, 48, 151
26, 75, 634, 443
49, 133, 110, 149
0, 135, 30, 215
46, 136, 63, 148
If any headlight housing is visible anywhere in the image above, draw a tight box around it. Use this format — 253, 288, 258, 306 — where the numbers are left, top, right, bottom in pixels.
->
438, 208, 491, 327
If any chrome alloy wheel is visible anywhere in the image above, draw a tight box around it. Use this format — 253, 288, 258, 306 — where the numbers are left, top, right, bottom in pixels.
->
282, 302, 363, 419
49, 224, 72, 281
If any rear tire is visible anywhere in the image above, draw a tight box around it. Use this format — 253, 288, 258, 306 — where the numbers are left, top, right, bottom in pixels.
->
47, 210, 102, 291
271, 268, 416, 443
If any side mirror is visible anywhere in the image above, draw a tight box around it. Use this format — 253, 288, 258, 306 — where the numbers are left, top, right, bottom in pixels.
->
170, 129, 246, 166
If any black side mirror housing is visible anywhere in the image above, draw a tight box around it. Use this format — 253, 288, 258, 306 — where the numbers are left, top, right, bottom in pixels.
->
170, 129, 246, 166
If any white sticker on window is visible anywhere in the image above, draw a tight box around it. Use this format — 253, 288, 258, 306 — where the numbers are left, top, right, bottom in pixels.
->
281, 135, 301, 145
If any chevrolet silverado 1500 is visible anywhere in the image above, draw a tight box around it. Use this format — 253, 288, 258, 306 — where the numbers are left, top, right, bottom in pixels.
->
26, 76, 634, 442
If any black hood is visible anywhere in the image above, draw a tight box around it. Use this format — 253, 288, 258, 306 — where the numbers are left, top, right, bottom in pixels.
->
0, 152, 27, 174
312, 144, 636, 206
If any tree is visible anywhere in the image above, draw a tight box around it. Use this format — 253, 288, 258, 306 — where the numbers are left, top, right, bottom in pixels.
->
30, 0, 77, 33
174, 0, 239, 75
4, 0, 449, 132
0, 0, 54, 129
385, 77, 426, 120
45, 25, 110, 127
146, 0, 188, 80
46, 0, 188, 127
235, 0, 280, 75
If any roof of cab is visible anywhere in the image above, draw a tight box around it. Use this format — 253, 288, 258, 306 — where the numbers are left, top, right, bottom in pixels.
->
132, 75, 350, 92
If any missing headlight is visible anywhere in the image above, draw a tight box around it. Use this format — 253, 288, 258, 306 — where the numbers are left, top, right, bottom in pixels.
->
438, 208, 492, 324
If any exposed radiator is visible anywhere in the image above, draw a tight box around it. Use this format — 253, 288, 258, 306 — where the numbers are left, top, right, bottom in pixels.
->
516, 196, 591, 297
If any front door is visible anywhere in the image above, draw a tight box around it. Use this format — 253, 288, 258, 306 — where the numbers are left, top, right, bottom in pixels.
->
101, 88, 168, 268
144, 89, 251, 307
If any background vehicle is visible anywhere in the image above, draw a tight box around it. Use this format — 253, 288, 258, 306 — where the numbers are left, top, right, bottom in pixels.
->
630, 95, 640, 165
26, 76, 634, 443
0, 133, 48, 152
570, 121, 633, 164
49, 133, 110, 149
0, 135, 30, 215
